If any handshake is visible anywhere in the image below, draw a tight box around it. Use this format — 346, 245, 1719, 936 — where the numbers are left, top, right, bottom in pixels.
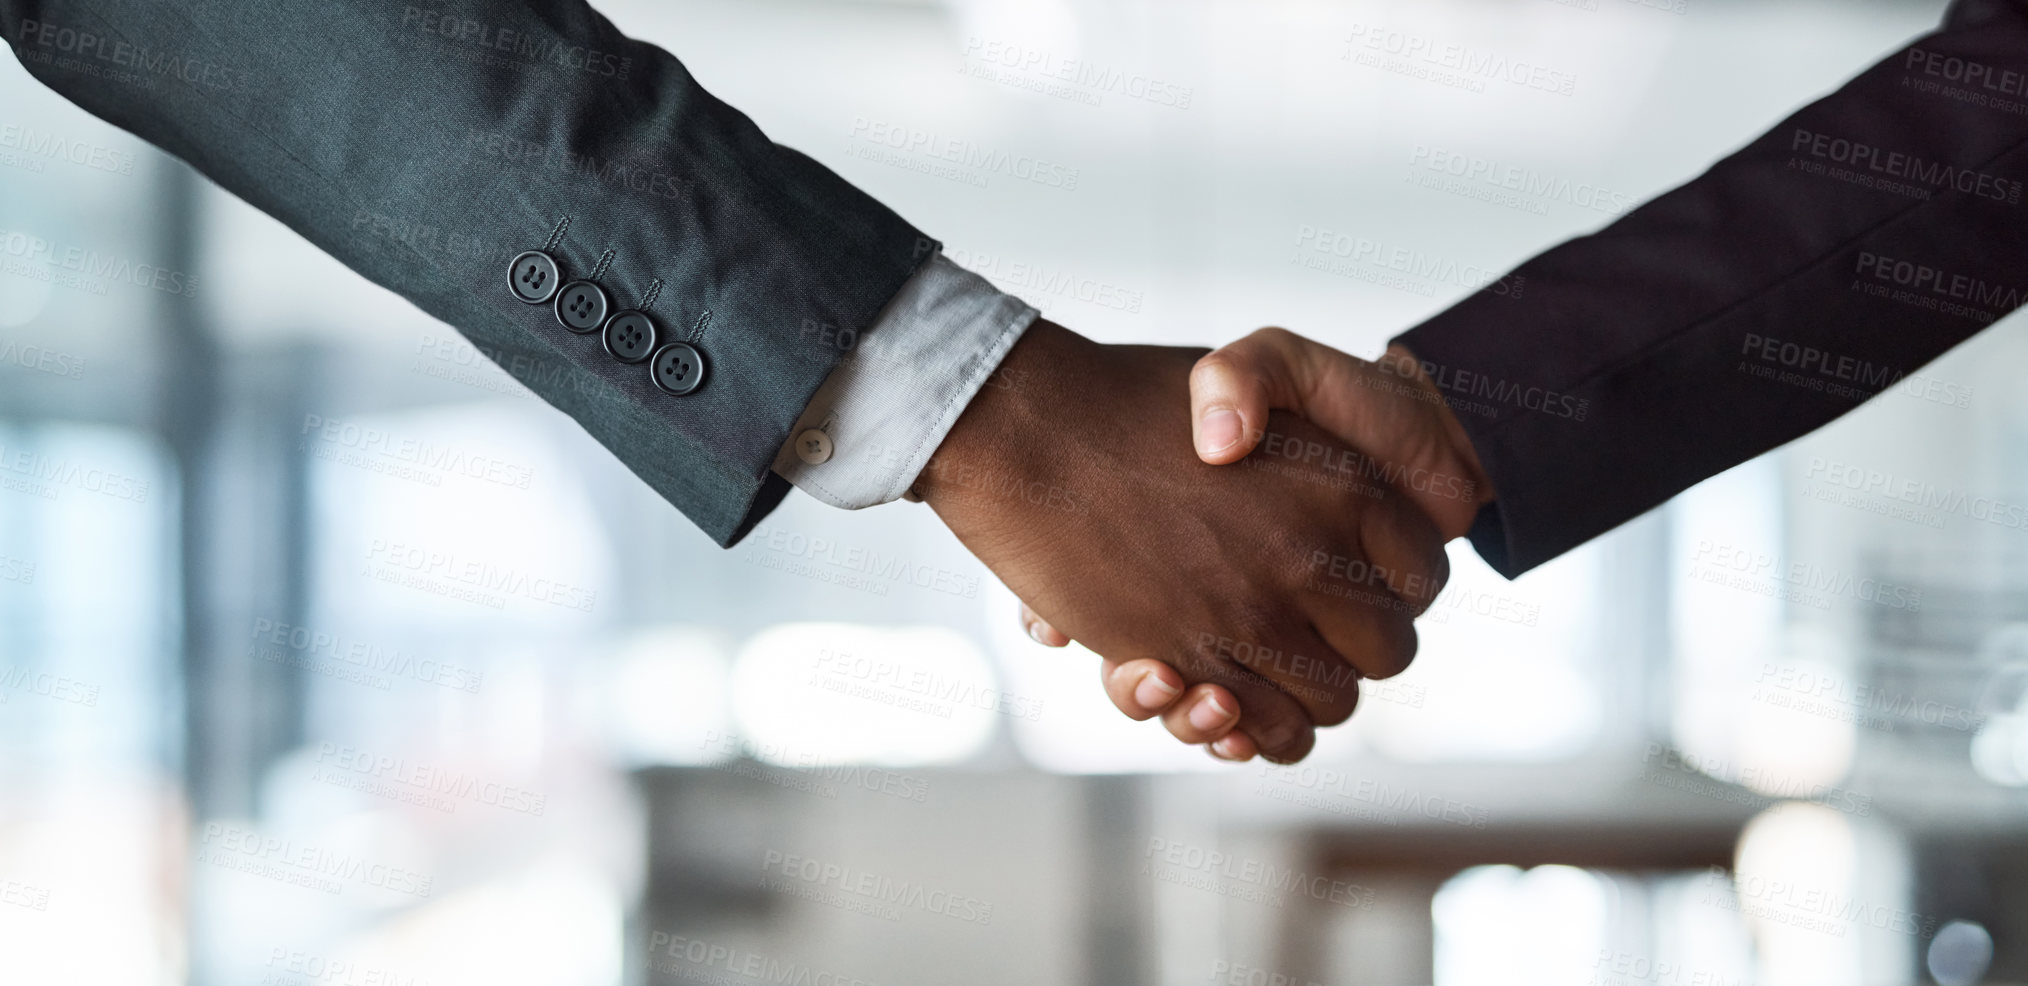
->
913, 319, 1495, 765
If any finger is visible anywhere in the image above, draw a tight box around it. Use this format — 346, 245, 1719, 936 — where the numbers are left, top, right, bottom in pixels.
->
1210, 731, 1258, 762
1020, 603, 1071, 647
1189, 623, 1363, 730
1111, 656, 1303, 761
1170, 639, 1320, 762
1190, 327, 1335, 464
1309, 604, 1418, 685
1354, 486, 1452, 619
1160, 683, 1243, 745
1244, 711, 1316, 765
1305, 496, 1446, 683
1100, 658, 1188, 721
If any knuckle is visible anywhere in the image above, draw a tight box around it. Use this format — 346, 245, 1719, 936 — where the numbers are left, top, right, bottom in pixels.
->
1173, 633, 1234, 686
1190, 349, 1246, 384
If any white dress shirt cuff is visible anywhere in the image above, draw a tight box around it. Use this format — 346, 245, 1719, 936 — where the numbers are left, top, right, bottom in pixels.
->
771, 252, 1038, 509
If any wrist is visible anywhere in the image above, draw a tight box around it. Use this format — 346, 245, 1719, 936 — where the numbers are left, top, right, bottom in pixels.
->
911, 318, 1086, 512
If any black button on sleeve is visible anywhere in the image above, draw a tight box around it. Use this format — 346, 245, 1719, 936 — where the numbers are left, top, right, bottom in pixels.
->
507, 251, 561, 304
603, 310, 659, 364
555, 280, 611, 334
651, 342, 707, 395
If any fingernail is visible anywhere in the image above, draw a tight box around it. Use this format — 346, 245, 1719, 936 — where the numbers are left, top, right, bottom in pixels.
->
1257, 720, 1296, 753
1134, 673, 1182, 709
1197, 407, 1242, 456
1189, 692, 1236, 732
1210, 736, 1250, 762
1027, 622, 1049, 645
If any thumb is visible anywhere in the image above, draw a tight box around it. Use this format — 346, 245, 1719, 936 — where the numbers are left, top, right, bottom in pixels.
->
1189, 327, 1330, 465
1194, 330, 1491, 539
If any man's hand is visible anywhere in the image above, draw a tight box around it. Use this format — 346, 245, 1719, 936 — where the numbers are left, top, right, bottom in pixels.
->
1189, 328, 1492, 538
919, 320, 1454, 764
1018, 327, 1495, 760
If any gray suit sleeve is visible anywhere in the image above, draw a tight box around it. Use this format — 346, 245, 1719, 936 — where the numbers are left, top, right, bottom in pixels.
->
4, 0, 937, 545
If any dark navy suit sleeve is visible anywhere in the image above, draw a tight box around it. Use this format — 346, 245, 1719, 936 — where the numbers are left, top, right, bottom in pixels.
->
1396, 0, 2028, 576
3, 0, 937, 546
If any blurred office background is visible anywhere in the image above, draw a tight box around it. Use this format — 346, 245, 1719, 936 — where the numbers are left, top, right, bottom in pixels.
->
4, 0, 2028, 982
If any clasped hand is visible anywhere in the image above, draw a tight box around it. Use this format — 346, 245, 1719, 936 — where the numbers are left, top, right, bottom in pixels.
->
918, 321, 1492, 764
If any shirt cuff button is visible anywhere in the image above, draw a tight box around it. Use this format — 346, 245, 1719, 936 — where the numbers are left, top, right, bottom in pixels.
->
794, 429, 834, 465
